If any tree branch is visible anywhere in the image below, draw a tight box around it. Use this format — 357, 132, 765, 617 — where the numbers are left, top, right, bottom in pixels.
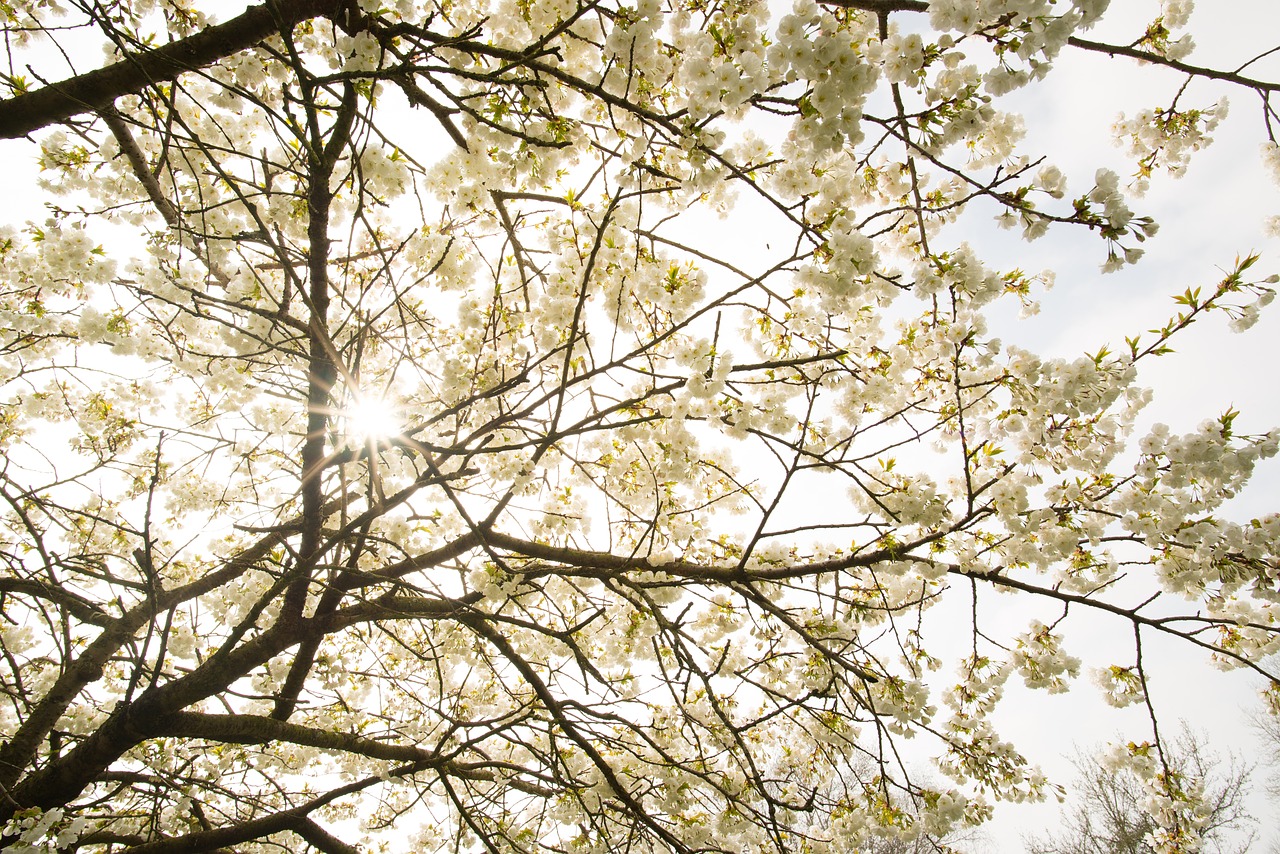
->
292, 819, 362, 854
1068, 35, 1280, 92
156, 710, 446, 764
819, 0, 928, 11
0, 0, 343, 139
117, 804, 349, 853
0, 577, 112, 626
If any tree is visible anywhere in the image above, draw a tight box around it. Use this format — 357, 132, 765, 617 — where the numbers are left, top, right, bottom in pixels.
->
0, 0, 1277, 850
1027, 730, 1256, 854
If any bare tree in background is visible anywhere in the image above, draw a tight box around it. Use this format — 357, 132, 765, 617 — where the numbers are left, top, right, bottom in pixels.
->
1027, 730, 1256, 854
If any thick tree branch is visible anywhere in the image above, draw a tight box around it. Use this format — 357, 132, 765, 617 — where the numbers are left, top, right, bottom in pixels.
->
0, 578, 112, 626
0, 0, 343, 139
478, 525, 954, 583
820, 0, 927, 11
97, 107, 180, 227
156, 710, 447, 764
117, 801, 352, 853
273, 79, 361, 719
291, 819, 362, 854
155, 710, 558, 795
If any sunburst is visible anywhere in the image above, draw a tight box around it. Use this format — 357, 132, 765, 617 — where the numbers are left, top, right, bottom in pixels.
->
341, 392, 402, 444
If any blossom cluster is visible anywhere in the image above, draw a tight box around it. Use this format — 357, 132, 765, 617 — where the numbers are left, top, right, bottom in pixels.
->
1113, 98, 1228, 187
769, 3, 879, 151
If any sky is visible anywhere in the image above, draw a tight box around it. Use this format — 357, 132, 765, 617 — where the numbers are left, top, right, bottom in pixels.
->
1, 0, 1279, 850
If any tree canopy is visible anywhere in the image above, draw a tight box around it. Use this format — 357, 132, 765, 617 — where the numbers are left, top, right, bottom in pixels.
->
0, 0, 1278, 850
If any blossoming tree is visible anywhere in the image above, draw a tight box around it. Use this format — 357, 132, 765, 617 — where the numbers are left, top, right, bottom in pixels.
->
0, 0, 1277, 850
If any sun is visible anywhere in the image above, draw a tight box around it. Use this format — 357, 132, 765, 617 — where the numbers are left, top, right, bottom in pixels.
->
342, 393, 402, 444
